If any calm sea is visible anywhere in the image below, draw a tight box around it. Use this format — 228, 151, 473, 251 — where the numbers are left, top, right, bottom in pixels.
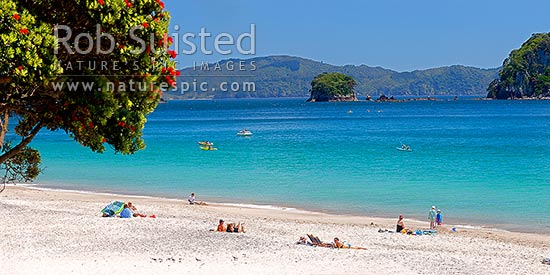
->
30, 98, 550, 233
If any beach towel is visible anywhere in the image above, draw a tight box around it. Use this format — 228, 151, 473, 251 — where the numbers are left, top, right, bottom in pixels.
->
101, 201, 125, 217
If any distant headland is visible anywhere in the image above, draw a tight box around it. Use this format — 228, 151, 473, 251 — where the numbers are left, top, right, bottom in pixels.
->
487, 33, 550, 100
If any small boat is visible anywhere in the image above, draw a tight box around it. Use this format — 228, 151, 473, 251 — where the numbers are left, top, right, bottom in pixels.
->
396, 144, 412, 152
237, 129, 253, 136
200, 146, 218, 151
198, 141, 213, 146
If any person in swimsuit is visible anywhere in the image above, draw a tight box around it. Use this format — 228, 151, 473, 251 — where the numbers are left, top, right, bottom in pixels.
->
223, 222, 246, 233
127, 202, 146, 217
397, 214, 406, 232
333, 237, 367, 250
216, 219, 226, 232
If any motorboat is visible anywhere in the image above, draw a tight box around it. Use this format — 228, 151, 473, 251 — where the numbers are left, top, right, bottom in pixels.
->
237, 129, 253, 136
396, 144, 412, 152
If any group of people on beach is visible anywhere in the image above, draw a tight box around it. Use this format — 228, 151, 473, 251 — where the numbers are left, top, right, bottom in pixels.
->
395, 206, 443, 233
186, 193, 246, 233
428, 206, 443, 229
214, 219, 246, 233
101, 201, 156, 218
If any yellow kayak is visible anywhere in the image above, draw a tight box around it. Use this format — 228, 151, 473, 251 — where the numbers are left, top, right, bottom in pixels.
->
200, 146, 218, 151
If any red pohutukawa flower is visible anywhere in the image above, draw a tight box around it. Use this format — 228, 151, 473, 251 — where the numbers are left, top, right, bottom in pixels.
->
13, 13, 20, 20
18, 66, 23, 71
155, 0, 165, 9
168, 50, 177, 58
124, 0, 133, 8
164, 75, 176, 87
19, 28, 29, 35
142, 22, 149, 28
98, 0, 105, 5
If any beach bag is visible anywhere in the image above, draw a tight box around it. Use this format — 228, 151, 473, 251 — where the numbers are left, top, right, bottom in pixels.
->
120, 208, 132, 218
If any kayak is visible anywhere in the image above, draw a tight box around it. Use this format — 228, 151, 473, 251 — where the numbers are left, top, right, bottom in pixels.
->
396, 147, 413, 152
237, 131, 252, 136
200, 146, 218, 151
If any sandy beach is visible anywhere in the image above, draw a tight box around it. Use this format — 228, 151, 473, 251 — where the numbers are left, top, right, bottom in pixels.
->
1, 186, 549, 275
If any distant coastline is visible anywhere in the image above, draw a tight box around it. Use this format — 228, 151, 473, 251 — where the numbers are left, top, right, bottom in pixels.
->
167, 55, 500, 99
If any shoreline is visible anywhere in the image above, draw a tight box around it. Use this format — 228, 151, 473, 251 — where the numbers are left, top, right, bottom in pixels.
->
24, 183, 549, 235
2, 185, 550, 274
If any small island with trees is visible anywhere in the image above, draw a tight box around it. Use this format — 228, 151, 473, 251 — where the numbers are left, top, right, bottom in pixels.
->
307, 72, 358, 102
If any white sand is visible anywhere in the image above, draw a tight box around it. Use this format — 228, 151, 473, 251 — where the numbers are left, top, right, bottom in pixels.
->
1, 186, 550, 275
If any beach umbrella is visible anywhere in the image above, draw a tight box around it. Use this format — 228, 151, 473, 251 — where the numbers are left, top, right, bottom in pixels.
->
101, 201, 125, 217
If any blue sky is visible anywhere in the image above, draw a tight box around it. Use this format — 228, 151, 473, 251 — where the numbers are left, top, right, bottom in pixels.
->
166, 0, 550, 72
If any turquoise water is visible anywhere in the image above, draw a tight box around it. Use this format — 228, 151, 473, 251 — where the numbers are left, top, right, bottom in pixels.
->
30, 99, 550, 232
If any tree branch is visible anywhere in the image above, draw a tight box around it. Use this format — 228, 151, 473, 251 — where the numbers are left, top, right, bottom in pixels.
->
0, 123, 42, 164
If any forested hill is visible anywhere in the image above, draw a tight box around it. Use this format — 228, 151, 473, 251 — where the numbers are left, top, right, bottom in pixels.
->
168, 55, 499, 99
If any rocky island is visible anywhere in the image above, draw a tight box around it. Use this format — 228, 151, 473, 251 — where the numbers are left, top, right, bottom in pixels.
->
487, 33, 550, 99
307, 72, 358, 102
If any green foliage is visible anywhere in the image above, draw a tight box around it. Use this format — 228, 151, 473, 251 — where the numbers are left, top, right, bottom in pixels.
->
309, 72, 356, 101
0, 0, 177, 180
488, 33, 550, 99
1, 141, 41, 183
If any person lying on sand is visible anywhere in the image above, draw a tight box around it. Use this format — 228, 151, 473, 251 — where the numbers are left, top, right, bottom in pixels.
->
213, 220, 245, 233
305, 234, 333, 248
127, 202, 147, 217
332, 237, 367, 250
216, 219, 226, 232
226, 222, 246, 233
302, 234, 367, 250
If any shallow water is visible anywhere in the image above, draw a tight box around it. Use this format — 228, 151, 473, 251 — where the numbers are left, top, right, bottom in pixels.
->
31, 98, 550, 232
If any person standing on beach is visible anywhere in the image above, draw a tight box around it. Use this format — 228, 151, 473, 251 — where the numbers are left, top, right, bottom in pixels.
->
436, 209, 443, 227
428, 206, 437, 229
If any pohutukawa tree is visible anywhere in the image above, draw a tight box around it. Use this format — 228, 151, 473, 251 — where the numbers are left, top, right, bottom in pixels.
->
0, 0, 178, 186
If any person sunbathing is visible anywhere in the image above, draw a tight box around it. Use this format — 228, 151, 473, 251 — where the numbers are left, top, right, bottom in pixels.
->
304, 234, 367, 250
225, 222, 246, 233
332, 237, 367, 250
127, 202, 147, 217
216, 219, 226, 232
306, 234, 333, 247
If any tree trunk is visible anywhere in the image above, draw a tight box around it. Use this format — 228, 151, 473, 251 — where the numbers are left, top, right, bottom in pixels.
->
0, 123, 42, 164
0, 110, 9, 148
